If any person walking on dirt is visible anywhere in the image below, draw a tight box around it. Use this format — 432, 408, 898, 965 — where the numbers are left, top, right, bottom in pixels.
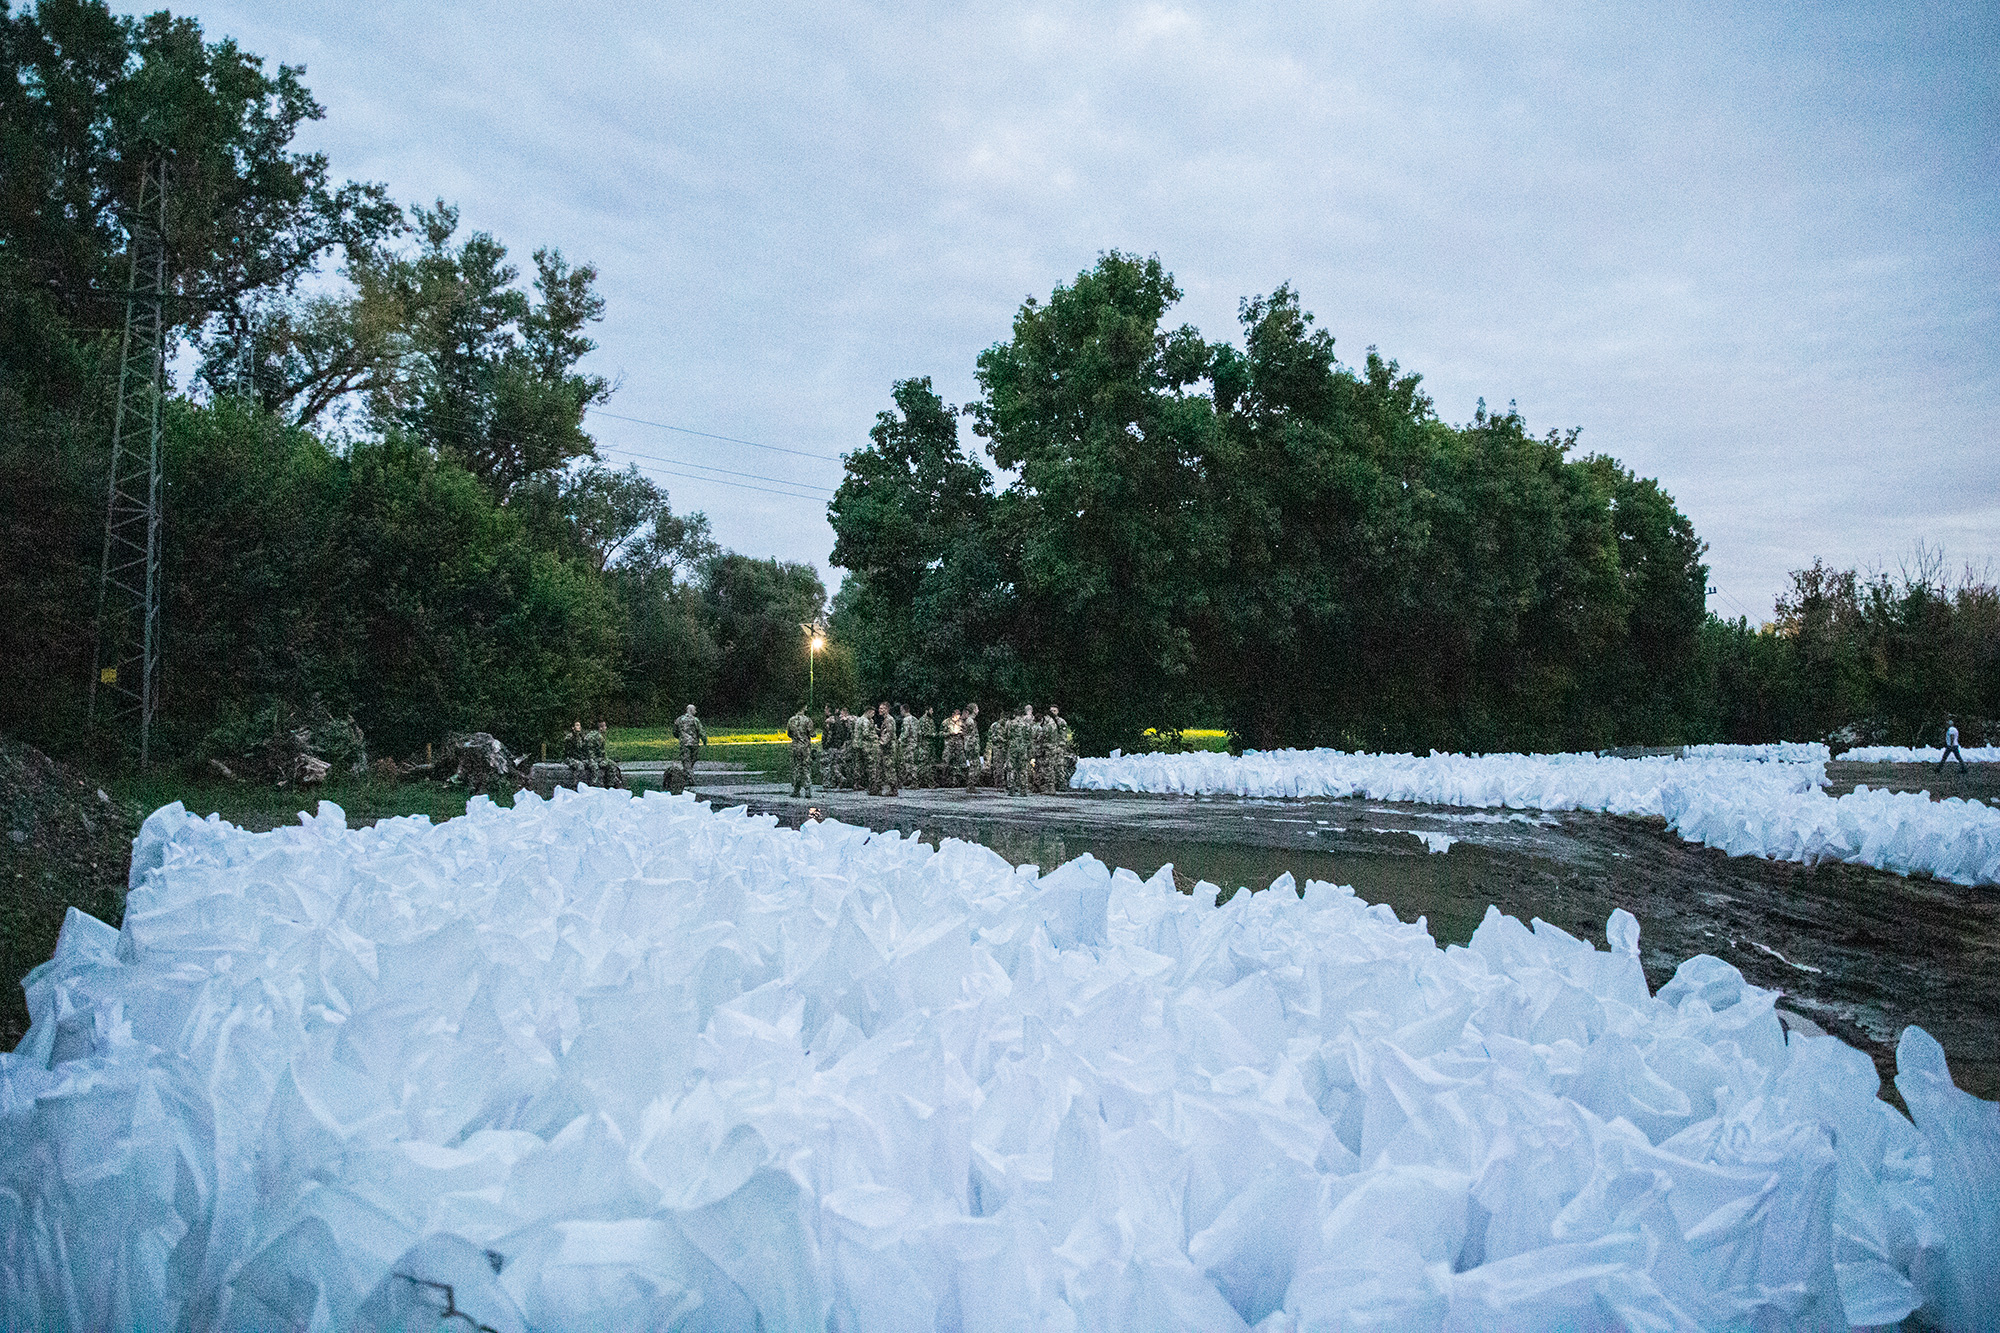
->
674, 704, 707, 783
1939, 720, 1968, 774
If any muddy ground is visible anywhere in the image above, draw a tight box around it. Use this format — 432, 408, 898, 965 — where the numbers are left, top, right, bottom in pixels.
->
694, 759, 2000, 1103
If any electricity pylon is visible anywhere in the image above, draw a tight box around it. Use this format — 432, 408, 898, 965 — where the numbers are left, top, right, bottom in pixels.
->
89, 159, 169, 765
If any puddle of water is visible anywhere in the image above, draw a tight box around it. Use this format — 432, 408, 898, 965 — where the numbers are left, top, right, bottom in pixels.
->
808, 815, 1586, 950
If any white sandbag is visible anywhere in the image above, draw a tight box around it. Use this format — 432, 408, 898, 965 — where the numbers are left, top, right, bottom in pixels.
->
1894, 1029, 2000, 1332
1842, 745, 2000, 764
1074, 748, 2000, 886
2, 788, 1993, 1330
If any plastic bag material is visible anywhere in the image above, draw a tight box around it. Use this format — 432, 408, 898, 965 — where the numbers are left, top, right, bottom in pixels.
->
1072, 747, 2000, 886
3, 787, 1994, 1330
1894, 1028, 2000, 1332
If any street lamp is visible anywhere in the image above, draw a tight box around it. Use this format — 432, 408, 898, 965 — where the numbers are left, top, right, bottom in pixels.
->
802, 621, 827, 712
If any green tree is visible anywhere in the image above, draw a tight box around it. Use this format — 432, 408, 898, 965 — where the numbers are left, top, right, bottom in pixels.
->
380, 203, 610, 496
698, 555, 832, 719
827, 377, 1011, 705
969, 252, 1226, 745
0, 0, 394, 750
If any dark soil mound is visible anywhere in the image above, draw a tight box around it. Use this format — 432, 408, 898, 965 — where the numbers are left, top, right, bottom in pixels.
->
1, 739, 134, 1048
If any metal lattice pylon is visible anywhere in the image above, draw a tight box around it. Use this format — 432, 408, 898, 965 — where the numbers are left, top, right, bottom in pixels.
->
89, 159, 169, 765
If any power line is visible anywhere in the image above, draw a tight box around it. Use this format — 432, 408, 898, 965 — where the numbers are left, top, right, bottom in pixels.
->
594, 444, 834, 495
621, 458, 834, 501
376, 400, 838, 498
587, 408, 844, 462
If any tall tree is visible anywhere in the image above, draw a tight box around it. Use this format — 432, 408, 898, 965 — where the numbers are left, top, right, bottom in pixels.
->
385, 203, 610, 496
0, 0, 395, 748
828, 377, 1008, 704
969, 252, 1226, 743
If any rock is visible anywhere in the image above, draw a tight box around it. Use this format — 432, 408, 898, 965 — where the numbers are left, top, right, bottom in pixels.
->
207, 758, 240, 782
294, 754, 331, 786
527, 762, 573, 798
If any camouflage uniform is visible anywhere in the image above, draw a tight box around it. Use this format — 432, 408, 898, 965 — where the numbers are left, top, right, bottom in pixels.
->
787, 709, 815, 796
1055, 713, 1077, 786
1005, 713, 1033, 795
1031, 714, 1058, 794
820, 710, 840, 789
942, 713, 968, 788
854, 712, 882, 795
962, 709, 982, 790
898, 710, 922, 789
585, 725, 609, 787
562, 725, 590, 786
987, 716, 1008, 791
674, 709, 707, 782
873, 712, 899, 795
916, 710, 937, 786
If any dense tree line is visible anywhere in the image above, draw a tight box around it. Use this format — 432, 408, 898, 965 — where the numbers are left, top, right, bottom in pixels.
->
830, 256, 1714, 752
831, 255, 1997, 754
1703, 553, 1999, 748
0, 1, 840, 766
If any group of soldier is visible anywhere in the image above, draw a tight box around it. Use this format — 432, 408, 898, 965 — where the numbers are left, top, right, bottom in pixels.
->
560, 718, 618, 786
785, 701, 1077, 799
561, 699, 1080, 802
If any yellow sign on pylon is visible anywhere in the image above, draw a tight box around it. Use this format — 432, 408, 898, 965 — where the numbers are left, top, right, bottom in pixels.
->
100, 667, 118, 685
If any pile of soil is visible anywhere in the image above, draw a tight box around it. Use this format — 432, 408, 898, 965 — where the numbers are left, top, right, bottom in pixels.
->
0, 739, 134, 1048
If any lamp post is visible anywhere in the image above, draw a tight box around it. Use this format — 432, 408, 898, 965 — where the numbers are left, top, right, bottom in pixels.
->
803, 621, 827, 713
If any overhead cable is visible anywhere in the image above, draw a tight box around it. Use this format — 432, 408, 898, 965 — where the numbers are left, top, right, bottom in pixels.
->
587, 408, 843, 462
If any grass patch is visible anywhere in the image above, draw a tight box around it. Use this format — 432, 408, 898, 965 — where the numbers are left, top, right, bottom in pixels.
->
1137, 728, 1232, 754
108, 773, 477, 833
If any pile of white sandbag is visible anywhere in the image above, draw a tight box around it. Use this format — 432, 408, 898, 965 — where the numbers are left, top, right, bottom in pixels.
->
1073, 749, 2000, 886
1680, 741, 1832, 763
3, 788, 1995, 1330
1842, 744, 2000, 764
1072, 749, 1825, 812
1666, 782, 2000, 887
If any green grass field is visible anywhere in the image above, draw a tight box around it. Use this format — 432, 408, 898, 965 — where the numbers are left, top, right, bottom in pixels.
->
607, 726, 794, 781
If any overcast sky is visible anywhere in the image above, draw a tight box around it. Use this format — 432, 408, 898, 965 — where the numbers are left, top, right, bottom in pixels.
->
141, 0, 1996, 618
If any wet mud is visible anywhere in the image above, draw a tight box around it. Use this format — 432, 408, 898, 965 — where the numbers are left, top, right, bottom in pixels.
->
713, 777, 2000, 1103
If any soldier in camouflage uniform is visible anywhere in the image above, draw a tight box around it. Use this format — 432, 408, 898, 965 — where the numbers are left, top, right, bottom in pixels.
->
674, 704, 707, 784
942, 709, 966, 787
586, 720, 611, 786
1050, 705, 1077, 787
849, 706, 876, 794
1005, 705, 1034, 795
1030, 708, 1059, 794
987, 711, 1009, 791
874, 703, 900, 795
562, 720, 590, 787
915, 706, 936, 787
897, 705, 921, 789
787, 706, 815, 797
848, 708, 868, 789
962, 704, 982, 791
